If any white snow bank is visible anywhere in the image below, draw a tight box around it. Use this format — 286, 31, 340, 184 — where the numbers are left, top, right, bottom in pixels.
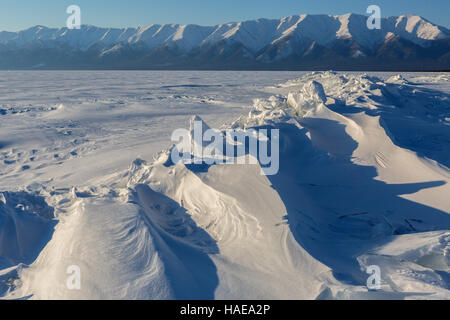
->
357, 231, 449, 299
0, 191, 55, 269
1, 71, 449, 300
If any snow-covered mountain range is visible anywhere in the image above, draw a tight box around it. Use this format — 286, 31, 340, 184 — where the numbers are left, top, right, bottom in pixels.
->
0, 13, 449, 70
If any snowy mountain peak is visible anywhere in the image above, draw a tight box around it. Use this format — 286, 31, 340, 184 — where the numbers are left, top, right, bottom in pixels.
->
1, 13, 447, 49
0, 14, 448, 70
393, 15, 448, 41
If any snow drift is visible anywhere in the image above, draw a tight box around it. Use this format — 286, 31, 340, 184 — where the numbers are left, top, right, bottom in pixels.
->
0, 71, 449, 299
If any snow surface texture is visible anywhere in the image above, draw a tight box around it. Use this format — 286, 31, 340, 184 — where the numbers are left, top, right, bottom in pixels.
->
0, 71, 449, 299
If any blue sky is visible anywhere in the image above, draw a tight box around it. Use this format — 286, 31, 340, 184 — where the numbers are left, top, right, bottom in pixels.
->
0, 0, 449, 31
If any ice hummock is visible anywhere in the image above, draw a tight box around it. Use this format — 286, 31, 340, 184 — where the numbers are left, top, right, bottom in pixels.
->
1, 71, 449, 300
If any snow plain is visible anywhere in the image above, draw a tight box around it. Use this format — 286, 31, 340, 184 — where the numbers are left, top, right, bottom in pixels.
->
0, 71, 449, 299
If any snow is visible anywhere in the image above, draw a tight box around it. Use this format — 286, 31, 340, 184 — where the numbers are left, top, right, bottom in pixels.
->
0, 70, 449, 300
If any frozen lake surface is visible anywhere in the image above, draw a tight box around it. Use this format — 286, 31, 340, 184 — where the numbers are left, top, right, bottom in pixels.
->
0, 71, 311, 188
0, 71, 449, 299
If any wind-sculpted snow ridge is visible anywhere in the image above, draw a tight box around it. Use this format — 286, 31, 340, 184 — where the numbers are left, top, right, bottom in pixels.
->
0, 14, 449, 70
225, 73, 450, 298
0, 191, 56, 297
1, 72, 449, 299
